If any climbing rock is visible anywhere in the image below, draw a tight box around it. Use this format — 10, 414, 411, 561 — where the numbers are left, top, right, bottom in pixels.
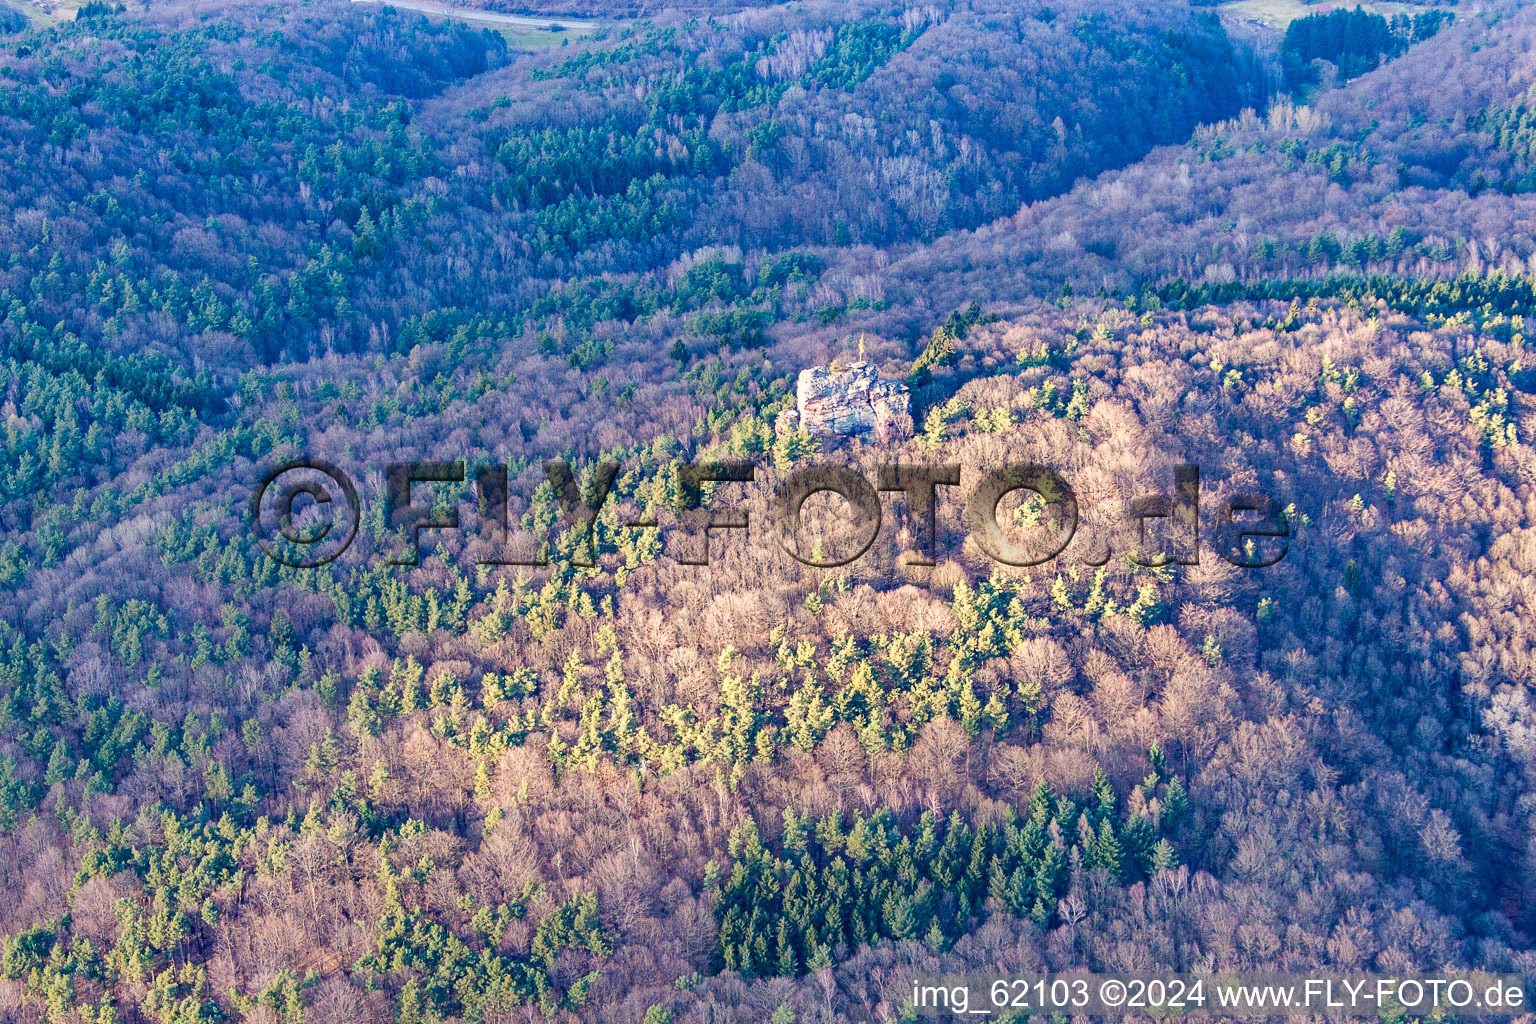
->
796, 361, 914, 441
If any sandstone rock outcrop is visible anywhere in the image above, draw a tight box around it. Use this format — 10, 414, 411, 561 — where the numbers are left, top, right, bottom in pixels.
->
793, 361, 914, 442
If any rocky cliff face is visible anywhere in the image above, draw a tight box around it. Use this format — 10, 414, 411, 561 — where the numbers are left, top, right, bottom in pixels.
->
792, 361, 914, 442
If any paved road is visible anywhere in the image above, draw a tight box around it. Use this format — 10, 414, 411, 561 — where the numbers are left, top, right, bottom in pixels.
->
350, 0, 596, 31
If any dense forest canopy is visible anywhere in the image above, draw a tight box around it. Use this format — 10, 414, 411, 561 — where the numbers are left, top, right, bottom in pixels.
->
0, 0, 1533, 1023
1278, 6, 1451, 90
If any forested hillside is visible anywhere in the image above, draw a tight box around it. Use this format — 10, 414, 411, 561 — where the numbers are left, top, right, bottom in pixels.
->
870, 1, 1534, 323
0, 0, 1533, 1023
